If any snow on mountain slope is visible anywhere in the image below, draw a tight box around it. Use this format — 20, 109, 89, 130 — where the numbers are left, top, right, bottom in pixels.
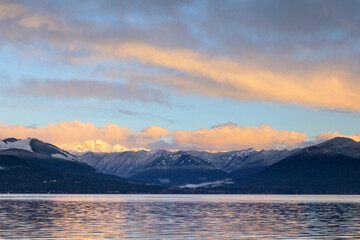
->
187, 149, 256, 172
0, 138, 77, 161
56, 139, 149, 153
79, 150, 162, 177
29, 138, 77, 161
145, 151, 213, 170
0, 138, 34, 152
79, 147, 297, 184
51, 153, 73, 160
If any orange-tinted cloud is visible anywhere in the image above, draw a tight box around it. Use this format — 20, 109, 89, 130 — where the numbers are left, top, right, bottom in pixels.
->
0, 121, 309, 151
1, 1, 360, 113
92, 42, 360, 111
18, 16, 64, 32
316, 131, 360, 142
0, 2, 25, 20
0, 2, 65, 32
0, 121, 173, 150
2, 2, 359, 112
172, 123, 307, 151
139, 125, 170, 139
0, 121, 133, 146
0, 121, 171, 149
4, 121, 359, 151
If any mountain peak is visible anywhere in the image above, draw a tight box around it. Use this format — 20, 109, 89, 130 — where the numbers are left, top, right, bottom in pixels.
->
299, 136, 360, 159
56, 139, 149, 153
2, 138, 19, 143
0, 138, 77, 161
0, 138, 33, 152
317, 137, 357, 148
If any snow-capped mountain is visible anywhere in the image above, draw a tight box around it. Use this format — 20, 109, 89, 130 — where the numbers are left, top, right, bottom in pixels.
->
145, 151, 213, 170
56, 139, 148, 153
79, 150, 159, 178
0, 138, 162, 193
79, 147, 297, 186
129, 151, 229, 186
187, 148, 298, 173
0, 138, 33, 152
80, 149, 216, 179
0, 138, 76, 161
187, 149, 257, 172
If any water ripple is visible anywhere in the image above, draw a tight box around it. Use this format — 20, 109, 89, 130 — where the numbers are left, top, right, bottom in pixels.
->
0, 194, 359, 239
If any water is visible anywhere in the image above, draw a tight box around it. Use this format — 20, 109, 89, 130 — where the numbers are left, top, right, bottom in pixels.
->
0, 195, 360, 239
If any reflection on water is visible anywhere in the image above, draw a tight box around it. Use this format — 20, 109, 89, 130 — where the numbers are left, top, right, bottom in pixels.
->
0, 194, 359, 239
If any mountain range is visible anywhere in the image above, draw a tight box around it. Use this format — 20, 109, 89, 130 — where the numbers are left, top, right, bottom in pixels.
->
79, 137, 360, 193
0, 138, 162, 193
1, 136, 360, 193
79, 148, 297, 187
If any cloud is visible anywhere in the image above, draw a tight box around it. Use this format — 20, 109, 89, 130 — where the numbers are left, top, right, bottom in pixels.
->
116, 108, 175, 123
90, 42, 360, 111
18, 16, 63, 32
0, 1, 71, 34
2, 120, 358, 151
316, 131, 360, 142
0, 120, 173, 147
8, 79, 166, 103
0, 2, 26, 20
172, 123, 307, 151
139, 125, 170, 139
0, 121, 309, 151
0, 1, 360, 112
117, 108, 140, 116
0, 121, 134, 146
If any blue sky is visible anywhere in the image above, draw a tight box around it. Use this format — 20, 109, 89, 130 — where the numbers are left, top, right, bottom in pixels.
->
0, 0, 360, 151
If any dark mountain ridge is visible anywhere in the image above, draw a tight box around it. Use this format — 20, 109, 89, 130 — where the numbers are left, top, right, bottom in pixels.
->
225, 137, 360, 194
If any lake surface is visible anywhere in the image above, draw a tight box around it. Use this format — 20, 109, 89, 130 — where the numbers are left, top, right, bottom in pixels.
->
0, 194, 360, 239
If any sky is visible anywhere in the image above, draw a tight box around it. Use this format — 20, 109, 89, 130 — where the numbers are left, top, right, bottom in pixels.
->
0, 0, 360, 151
